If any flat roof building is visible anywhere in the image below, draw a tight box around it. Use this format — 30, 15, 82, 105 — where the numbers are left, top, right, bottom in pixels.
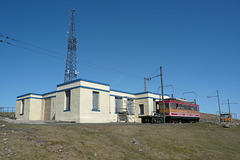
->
16, 78, 169, 123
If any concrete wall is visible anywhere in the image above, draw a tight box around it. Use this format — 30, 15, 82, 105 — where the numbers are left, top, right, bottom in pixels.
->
55, 87, 80, 122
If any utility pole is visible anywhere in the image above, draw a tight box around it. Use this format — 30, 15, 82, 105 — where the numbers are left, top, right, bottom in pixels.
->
64, 9, 78, 82
221, 99, 237, 119
207, 90, 222, 122
160, 66, 165, 123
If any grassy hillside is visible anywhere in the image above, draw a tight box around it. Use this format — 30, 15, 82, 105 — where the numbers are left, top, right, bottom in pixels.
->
0, 120, 240, 160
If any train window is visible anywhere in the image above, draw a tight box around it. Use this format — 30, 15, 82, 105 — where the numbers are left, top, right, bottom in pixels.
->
179, 104, 182, 109
165, 103, 169, 108
194, 106, 197, 111
176, 103, 179, 108
187, 105, 190, 110
191, 106, 194, 110
183, 105, 186, 109
170, 103, 176, 109
160, 104, 163, 108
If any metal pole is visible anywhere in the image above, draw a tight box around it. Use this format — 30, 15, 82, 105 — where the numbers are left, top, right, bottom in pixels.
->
160, 66, 165, 123
227, 99, 231, 115
217, 90, 221, 122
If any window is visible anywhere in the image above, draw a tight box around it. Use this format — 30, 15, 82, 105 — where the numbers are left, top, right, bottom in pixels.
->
153, 100, 156, 112
187, 105, 190, 110
115, 97, 122, 113
20, 100, 24, 115
179, 104, 182, 109
183, 105, 186, 110
65, 90, 71, 111
170, 103, 176, 109
165, 103, 169, 108
139, 104, 144, 115
92, 91, 99, 111
127, 98, 134, 115
191, 106, 194, 110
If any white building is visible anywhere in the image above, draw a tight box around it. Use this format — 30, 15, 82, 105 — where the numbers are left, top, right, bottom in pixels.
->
16, 78, 169, 123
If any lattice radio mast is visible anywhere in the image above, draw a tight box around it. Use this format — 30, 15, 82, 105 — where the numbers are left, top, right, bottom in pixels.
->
64, 9, 78, 82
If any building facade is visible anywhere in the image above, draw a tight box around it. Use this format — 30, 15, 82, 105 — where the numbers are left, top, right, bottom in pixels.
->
16, 78, 169, 123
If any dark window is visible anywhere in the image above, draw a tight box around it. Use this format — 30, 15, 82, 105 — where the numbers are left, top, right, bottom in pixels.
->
179, 104, 182, 109
20, 100, 24, 115
187, 105, 190, 110
183, 105, 186, 109
139, 104, 144, 115
92, 91, 99, 110
191, 106, 194, 110
65, 90, 71, 111
165, 103, 169, 108
115, 97, 122, 113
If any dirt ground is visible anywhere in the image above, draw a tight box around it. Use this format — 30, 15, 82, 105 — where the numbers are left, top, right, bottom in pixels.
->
0, 116, 240, 160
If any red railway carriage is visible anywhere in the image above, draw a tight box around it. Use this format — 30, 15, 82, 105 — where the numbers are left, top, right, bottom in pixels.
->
156, 98, 200, 122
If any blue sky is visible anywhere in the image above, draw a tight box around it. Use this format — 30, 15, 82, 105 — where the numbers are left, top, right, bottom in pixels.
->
1, 0, 240, 118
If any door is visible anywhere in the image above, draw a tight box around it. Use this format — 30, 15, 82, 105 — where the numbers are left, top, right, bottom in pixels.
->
44, 98, 51, 120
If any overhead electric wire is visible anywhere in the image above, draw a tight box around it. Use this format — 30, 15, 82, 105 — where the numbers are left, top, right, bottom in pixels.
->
0, 35, 143, 79
148, 67, 159, 78
2, 34, 213, 99
0, 33, 65, 56
1, 40, 64, 60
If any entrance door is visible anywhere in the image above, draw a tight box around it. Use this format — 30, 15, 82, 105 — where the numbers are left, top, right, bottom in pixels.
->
44, 98, 51, 120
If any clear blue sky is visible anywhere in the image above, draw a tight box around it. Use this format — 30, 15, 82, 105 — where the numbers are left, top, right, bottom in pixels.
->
1, 0, 240, 118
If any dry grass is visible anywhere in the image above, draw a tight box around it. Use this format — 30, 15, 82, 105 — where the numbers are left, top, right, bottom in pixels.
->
0, 120, 240, 160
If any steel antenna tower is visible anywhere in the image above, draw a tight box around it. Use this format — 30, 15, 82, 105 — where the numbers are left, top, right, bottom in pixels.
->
64, 9, 78, 82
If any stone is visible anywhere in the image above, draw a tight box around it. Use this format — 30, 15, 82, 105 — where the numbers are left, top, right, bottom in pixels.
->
93, 152, 97, 157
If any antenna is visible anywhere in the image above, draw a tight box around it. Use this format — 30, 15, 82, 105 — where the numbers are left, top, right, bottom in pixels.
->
64, 9, 78, 82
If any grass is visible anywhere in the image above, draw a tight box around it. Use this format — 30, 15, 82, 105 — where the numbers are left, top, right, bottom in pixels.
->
0, 120, 240, 160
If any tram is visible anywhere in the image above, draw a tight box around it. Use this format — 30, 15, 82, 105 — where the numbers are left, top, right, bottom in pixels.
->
156, 98, 200, 122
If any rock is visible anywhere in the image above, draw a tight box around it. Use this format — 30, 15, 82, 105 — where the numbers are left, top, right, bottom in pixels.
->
3, 138, 8, 141
93, 152, 97, 157
8, 149, 11, 153
222, 124, 230, 128
36, 140, 44, 143
139, 149, 143, 152
0, 124, 6, 127
131, 138, 139, 145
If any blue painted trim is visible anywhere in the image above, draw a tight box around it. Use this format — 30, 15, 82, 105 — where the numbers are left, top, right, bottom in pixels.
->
92, 109, 100, 112
57, 78, 110, 87
110, 94, 128, 98
17, 97, 43, 101
139, 113, 144, 115
20, 113, 24, 116
57, 85, 110, 93
110, 89, 134, 95
17, 96, 56, 101
63, 109, 70, 112
127, 113, 135, 115
17, 93, 42, 98
42, 91, 56, 96
115, 112, 118, 114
